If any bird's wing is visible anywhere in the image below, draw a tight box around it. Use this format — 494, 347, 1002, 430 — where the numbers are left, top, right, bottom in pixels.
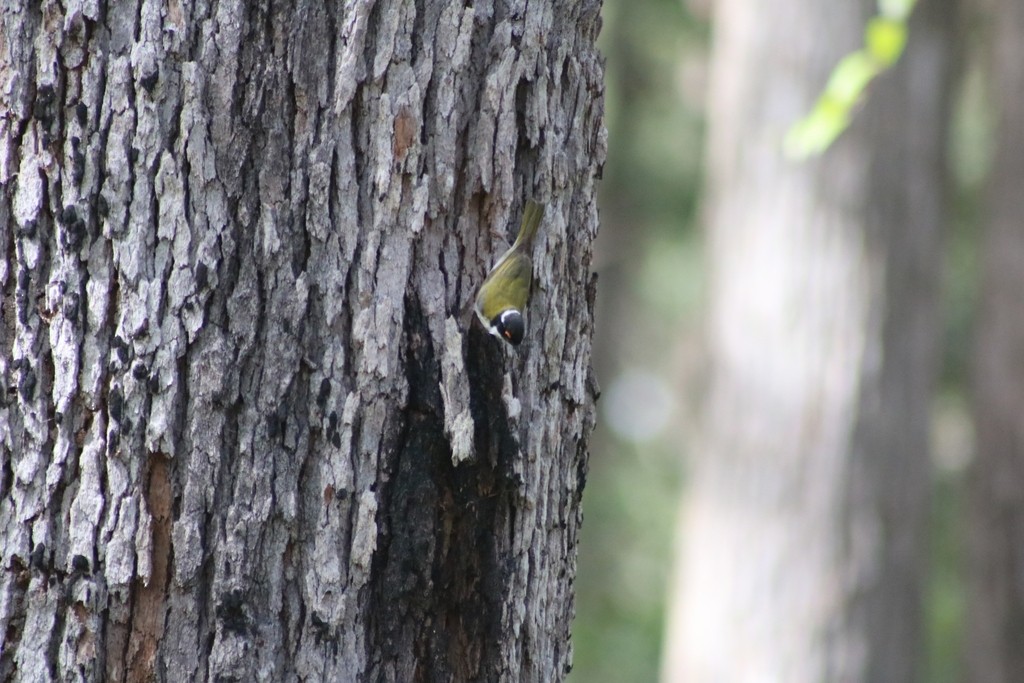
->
476, 254, 533, 321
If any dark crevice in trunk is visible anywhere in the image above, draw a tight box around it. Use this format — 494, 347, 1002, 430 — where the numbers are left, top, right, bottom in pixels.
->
367, 295, 517, 682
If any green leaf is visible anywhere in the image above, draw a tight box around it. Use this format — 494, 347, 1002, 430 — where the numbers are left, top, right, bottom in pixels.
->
786, 53, 876, 158
825, 51, 880, 104
785, 0, 918, 158
784, 96, 852, 158
866, 17, 907, 67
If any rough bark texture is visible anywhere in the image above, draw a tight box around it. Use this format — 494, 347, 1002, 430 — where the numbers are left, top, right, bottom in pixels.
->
0, 1, 604, 681
662, 1, 956, 681
967, 0, 1024, 680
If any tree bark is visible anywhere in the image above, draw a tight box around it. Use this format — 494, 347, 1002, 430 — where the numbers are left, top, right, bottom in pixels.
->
967, 0, 1024, 680
662, 0, 956, 681
0, 1, 604, 681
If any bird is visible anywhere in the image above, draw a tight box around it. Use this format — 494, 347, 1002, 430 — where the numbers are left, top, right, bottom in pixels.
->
474, 200, 545, 346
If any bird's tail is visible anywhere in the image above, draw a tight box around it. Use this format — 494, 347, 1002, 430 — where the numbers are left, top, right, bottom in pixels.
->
512, 200, 545, 251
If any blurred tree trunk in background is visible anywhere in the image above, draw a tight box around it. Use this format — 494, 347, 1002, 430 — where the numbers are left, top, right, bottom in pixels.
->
663, 0, 957, 681
967, 0, 1024, 680
0, 1, 603, 681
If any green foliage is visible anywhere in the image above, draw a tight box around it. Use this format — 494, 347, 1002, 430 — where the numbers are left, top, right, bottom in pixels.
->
572, 435, 684, 683
785, 0, 917, 158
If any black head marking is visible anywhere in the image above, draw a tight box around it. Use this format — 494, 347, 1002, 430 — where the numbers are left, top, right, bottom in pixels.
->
493, 309, 525, 345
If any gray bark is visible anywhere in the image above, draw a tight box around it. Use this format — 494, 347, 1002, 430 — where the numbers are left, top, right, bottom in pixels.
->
967, 0, 1024, 680
662, 0, 956, 681
0, 1, 604, 681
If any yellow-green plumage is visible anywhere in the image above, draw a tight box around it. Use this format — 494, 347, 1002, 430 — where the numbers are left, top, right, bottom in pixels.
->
476, 254, 533, 321
474, 201, 545, 343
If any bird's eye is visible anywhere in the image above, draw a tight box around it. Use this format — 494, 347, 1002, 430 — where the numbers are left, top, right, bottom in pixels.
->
503, 329, 512, 339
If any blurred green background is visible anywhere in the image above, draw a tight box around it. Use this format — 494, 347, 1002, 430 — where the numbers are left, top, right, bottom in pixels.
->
570, 1, 990, 681
572, 2, 705, 681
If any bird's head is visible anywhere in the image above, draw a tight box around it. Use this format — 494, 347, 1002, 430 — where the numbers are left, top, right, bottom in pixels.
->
490, 308, 525, 345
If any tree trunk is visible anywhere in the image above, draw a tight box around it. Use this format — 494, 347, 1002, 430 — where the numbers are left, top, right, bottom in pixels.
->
967, 0, 1024, 680
662, 0, 956, 681
0, 1, 604, 681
